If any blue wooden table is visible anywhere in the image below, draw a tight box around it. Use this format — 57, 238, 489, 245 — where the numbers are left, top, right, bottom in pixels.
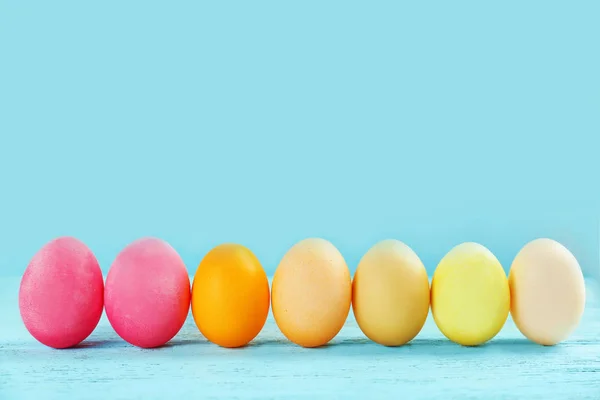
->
1, 277, 599, 399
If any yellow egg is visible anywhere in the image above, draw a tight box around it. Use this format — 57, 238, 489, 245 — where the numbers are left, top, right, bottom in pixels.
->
431, 242, 510, 346
272, 238, 351, 348
352, 239, 430, 346
509, 238, 585, 345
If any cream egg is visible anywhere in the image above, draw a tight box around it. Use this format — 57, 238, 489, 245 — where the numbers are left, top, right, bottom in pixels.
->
352, 239, 430, 346
271, 238, 351, 348
509, 238, 585, 345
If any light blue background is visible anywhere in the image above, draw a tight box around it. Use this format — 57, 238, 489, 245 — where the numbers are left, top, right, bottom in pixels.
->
1, 1, 599, 278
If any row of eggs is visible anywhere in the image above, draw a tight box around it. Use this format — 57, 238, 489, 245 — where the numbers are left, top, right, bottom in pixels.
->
18, 236, 585, 349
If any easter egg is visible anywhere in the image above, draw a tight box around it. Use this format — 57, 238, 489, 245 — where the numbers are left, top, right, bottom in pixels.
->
509, 238, 585, 345
191, 243, 270, 348
105, 237, 190, 348
19, 237, 104, 349
272, 238, 351, 348
352, 239, 430, 346
431, 242, 510, 346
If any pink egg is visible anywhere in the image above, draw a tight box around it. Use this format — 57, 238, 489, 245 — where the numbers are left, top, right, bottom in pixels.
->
105, 237, 190, 348
19, 237, 104, 349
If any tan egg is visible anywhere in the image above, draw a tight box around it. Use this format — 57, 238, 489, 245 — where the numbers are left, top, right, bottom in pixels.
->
509, 238, 585, 345
352, 239, 430, 346
272, 238, 351, 347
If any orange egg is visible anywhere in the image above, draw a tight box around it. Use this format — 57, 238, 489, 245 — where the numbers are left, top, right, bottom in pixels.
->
272, 238, 352, 348
191, 243, 270, 348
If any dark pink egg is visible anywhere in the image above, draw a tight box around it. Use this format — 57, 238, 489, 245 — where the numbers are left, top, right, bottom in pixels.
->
104, 237, 191, 348
19, 237, 104, 349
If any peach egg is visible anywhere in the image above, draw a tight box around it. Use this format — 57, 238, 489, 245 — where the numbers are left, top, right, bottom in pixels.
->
104, 237, 190, 348
509, 238, 585, 345
272, 238, 351, 348
19, 237, 104, 349
191, 243, 270, 348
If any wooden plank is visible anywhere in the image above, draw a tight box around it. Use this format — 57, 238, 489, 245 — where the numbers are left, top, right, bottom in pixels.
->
1, 277, 599, 399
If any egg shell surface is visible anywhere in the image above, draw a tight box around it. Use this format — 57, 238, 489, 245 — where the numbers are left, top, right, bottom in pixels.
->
105, 237, 191, 348
19, 236, 104, 349
431, 242, 510, 346
191, 243, 270, 348
352, 239, 430, 346
509, 238, 585, 345
272, 238, 351, 348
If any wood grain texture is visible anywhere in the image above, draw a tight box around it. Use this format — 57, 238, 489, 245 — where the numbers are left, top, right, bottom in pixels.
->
1, 277, 599, 399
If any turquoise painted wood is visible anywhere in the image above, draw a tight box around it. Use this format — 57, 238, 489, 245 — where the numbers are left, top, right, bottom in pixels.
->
1, 277, 599, 399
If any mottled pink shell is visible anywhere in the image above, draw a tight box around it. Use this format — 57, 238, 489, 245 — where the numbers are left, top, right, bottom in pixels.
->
19, 237, 104, 349
104, 237, 190, 348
